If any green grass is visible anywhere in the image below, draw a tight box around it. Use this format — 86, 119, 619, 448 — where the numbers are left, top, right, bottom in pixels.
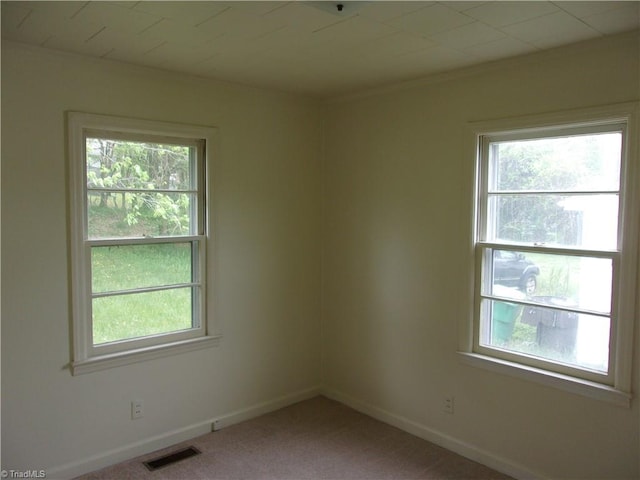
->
92, 243, 191, 292
91, 244, 195, 345
526, 252, 581, 299
87, 201, 135, 238
93, 289, 192, 345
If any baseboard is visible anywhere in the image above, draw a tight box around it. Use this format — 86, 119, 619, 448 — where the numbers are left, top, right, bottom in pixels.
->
47, 385, 321, 479
45, 385, 540, 479
320, 386, 545, 480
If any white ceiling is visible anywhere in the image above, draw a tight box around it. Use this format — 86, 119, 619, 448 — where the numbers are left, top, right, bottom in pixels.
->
2, 1, 639, 97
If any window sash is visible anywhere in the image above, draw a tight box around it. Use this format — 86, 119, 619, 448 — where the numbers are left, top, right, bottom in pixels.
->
87, 235, 204, 247
88, 188, 198, 198
478, 131, 625, 245
83, 133, 204, 238
473, 244, 619, 383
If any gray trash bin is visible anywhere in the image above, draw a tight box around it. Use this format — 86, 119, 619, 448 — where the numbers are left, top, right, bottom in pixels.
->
521, 296, 578, 355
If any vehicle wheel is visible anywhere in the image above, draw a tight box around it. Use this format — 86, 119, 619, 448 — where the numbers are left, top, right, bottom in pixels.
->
522, 275, 537, 295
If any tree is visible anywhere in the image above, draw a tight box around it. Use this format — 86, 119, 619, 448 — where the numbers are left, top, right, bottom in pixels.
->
86, 138, 192, 237
491, 134, 619, 246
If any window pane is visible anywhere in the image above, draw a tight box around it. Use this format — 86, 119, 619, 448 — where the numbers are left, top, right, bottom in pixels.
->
86, 138, 193, 190
486, 250, 612, 313
489, 133, 621, 192
87, 191, 195, 238
487, 193, 618, 249
480, 299, 609, 373
92, 288, 193, 345
92, 243, 192, 293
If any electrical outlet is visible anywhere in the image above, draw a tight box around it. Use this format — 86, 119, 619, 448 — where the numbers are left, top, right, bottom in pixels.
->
212, 419, 223, 432
131, 399, 144, 419
444, 396, 454, 414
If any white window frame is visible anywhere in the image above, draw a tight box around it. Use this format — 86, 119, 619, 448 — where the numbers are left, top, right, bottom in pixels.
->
68, 112, 220, 375
460, 103, 639, 406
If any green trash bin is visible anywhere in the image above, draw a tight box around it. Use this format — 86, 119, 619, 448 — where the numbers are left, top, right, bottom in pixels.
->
491, 286, 525, 344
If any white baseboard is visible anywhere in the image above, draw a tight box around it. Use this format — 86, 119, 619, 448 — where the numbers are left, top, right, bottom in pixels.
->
47, 386, 321, 479
321, 386, 545, 480
47, 385, 541, 480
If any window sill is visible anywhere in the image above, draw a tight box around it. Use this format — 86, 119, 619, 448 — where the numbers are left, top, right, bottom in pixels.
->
458, 352, 631, 407
71, 335, 221, 375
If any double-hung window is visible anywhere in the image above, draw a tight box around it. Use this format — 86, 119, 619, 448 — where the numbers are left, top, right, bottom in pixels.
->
467, 104, 638, 404
68, 113, 218, 374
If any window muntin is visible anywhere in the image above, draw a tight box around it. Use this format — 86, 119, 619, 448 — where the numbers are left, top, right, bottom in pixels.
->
69, 113, 214, 369
475, 123, 627, 384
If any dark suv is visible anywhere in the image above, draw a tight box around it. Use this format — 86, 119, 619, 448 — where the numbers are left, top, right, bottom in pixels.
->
494, 251, 540, 295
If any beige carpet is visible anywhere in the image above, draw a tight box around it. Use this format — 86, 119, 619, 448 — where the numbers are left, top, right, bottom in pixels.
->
75, 396, 513, 479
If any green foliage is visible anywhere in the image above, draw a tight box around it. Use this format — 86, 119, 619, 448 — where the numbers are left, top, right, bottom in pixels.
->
509, 320, 537, 349
86, 138, 193, 237
492, 134, 620, 246
526, 253, 580, 299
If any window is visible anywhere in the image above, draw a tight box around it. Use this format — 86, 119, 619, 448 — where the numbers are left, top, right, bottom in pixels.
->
465, 104, 638, 404
68, 113, 219, 374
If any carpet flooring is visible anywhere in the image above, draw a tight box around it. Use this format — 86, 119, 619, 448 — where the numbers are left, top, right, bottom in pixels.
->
75, 396, 514, 480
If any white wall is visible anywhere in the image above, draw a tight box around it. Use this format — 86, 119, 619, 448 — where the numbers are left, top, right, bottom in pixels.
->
322, 32, 639, 479
1, 42, 322, 476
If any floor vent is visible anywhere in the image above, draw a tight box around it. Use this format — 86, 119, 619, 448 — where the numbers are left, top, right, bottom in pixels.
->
143, 446, 201, 471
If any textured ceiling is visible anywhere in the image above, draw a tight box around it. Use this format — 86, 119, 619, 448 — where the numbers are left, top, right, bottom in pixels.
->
2, 1, 639, 97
